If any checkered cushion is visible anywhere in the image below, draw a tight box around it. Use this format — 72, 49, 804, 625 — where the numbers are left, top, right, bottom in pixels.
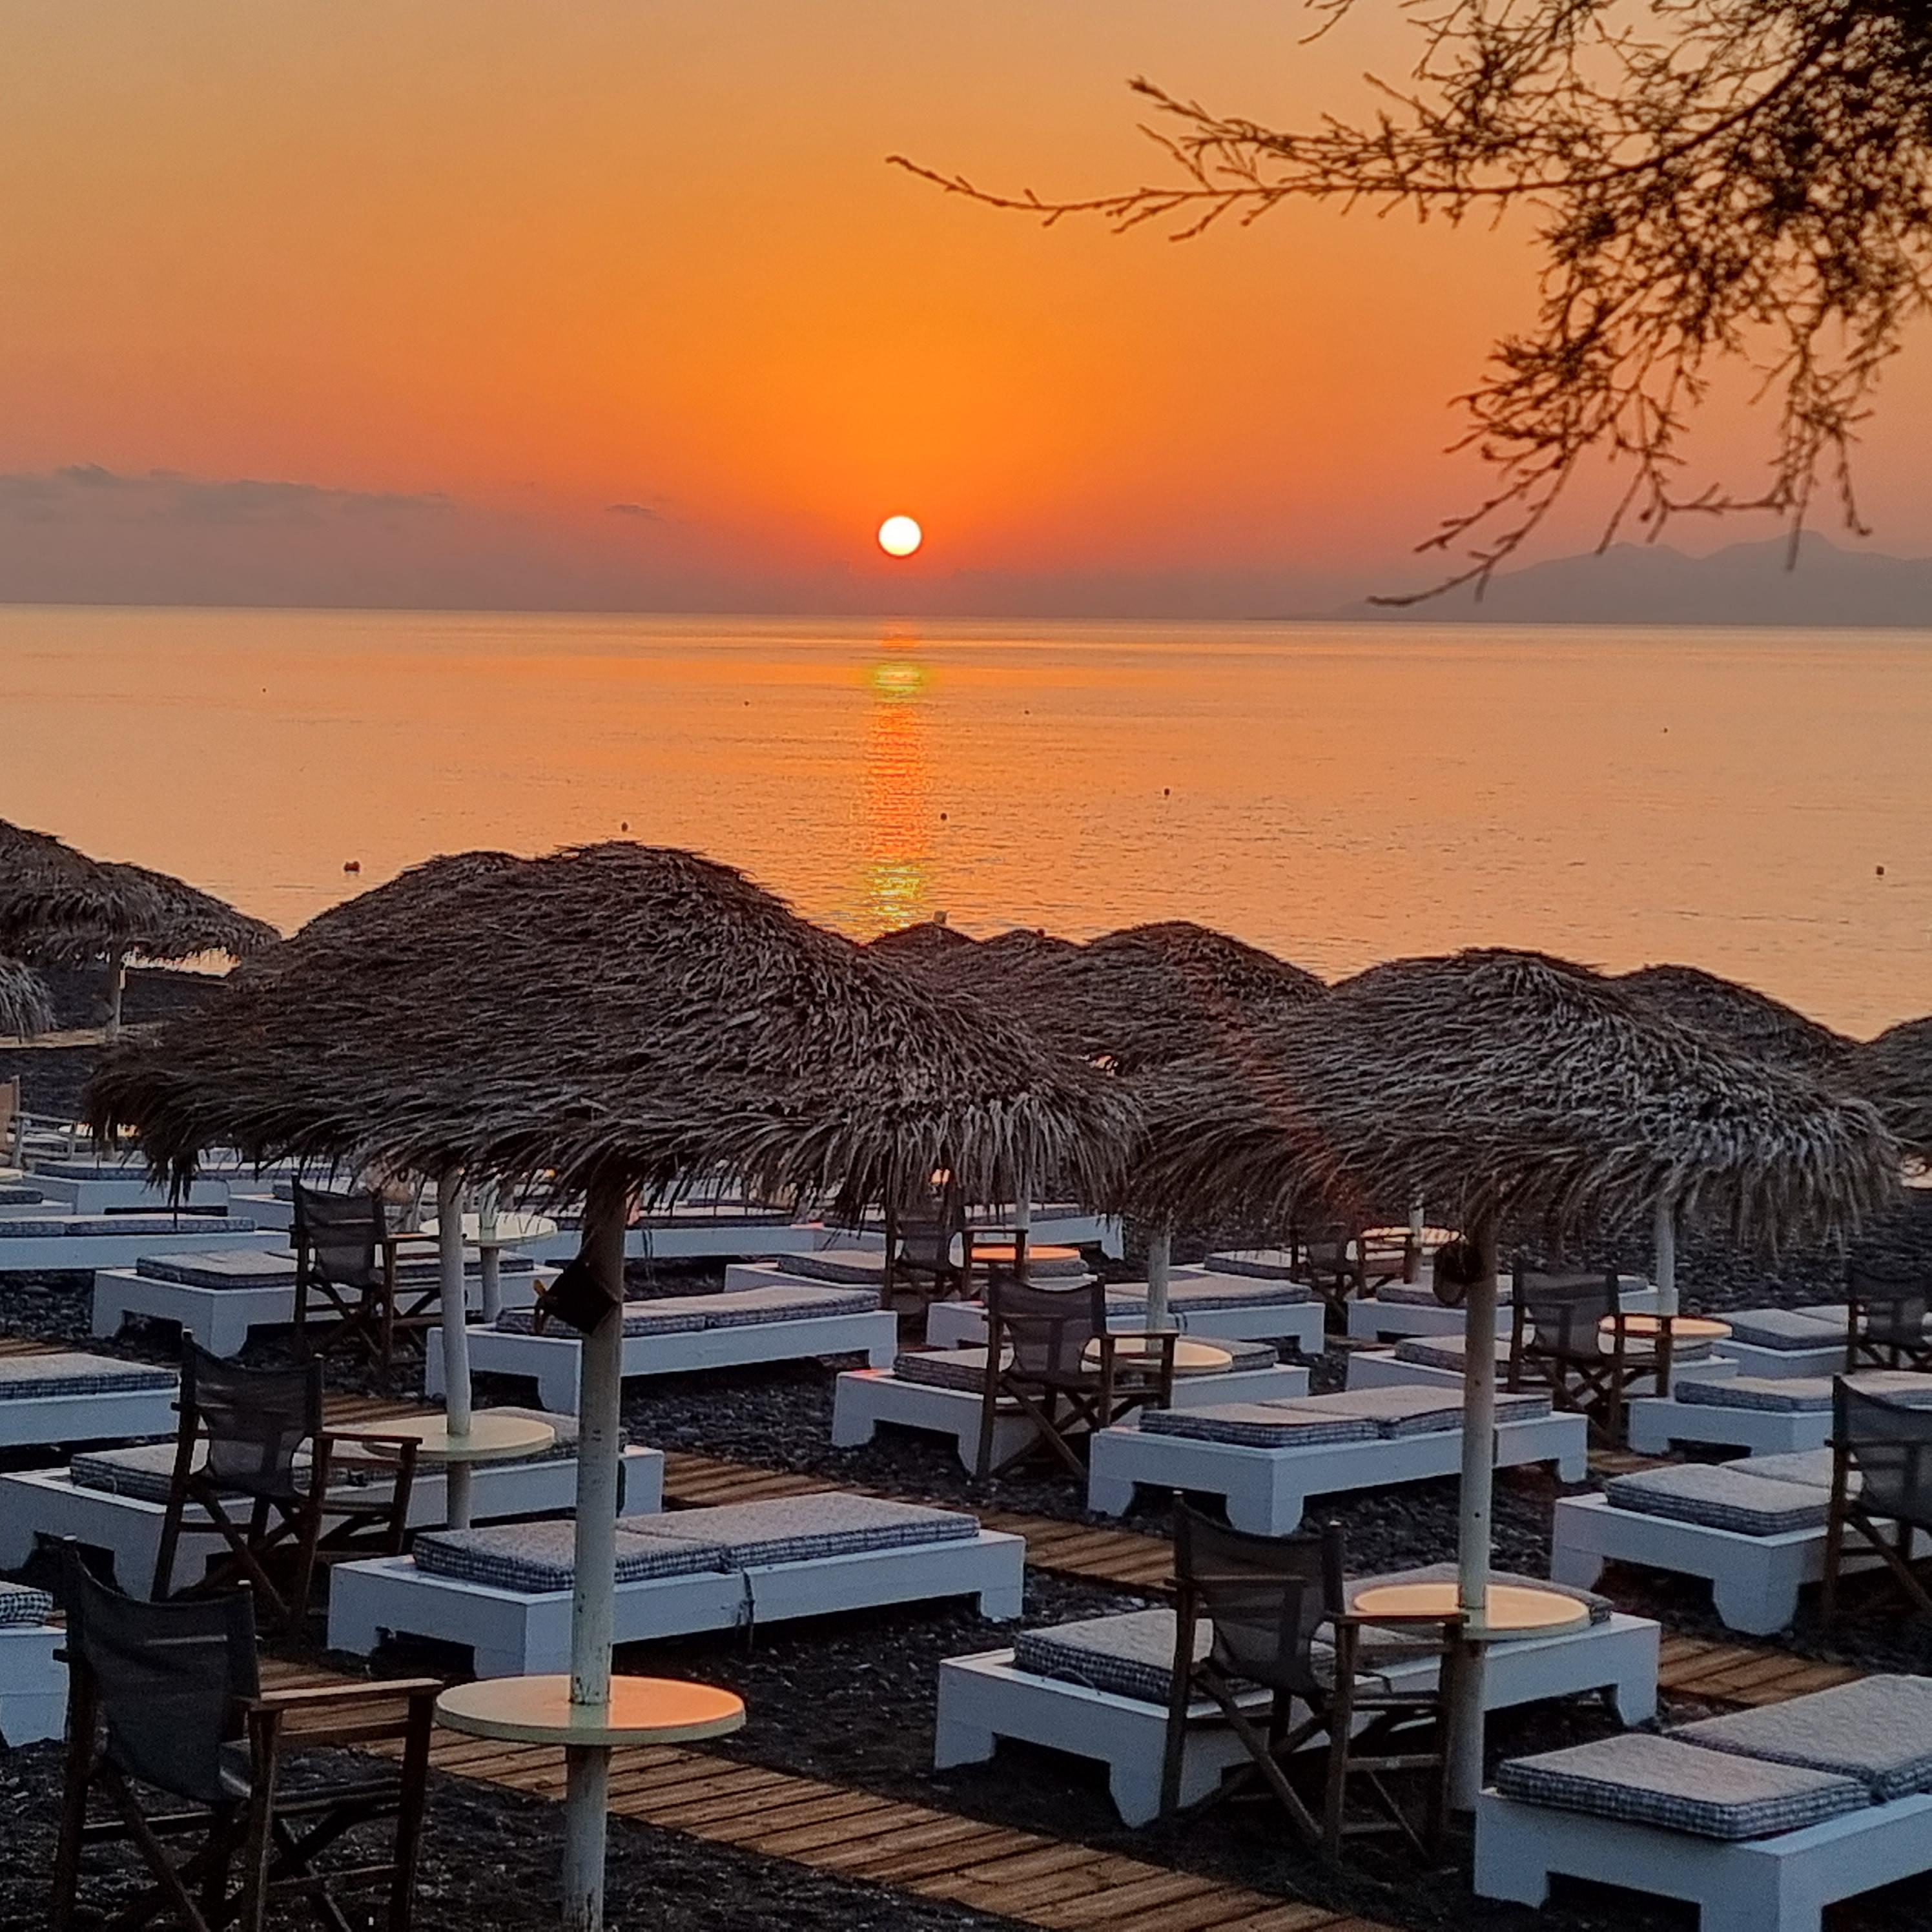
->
71, 1441, 206, 1502
1013, 1607, 1206, 1704
894, 1348, 992, 1392
413, 1519, 721, 1592
1844, 1371, 1932, 1406
1678, 1375, 1835, 1413
0, 1212, 257, 1237
1725, 1449, 1838, 1492
1140, 1403, 1379, 1448
495, 1302, 706, 1337
780, 1249, 887, 1285
1392, 1335, 1514, 1373
1605, 1463, 1831, 1536
1495, 1732, 1867, 1840
1205, 1249, 1299, 1280
692, 1285, 876, 1328
0, 1580, 55, 1627
622, 1492, 975, 1567
1373, 1279, 1490, 1307
1286, 1386, 1468, 1438
0, 1352, 176, 1401
1169, 1276, 1313, 1312
1722, 1308, 1845, 1350
1676, 1676, 1932, 1802
136, 1250, 298, 1288
0, 1185, 46, 1206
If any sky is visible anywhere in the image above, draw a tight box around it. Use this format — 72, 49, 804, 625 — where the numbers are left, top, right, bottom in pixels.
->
6, 2, 1932, 617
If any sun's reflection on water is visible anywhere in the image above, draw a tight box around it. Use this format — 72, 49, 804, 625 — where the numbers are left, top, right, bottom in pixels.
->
859, 653, 931, 933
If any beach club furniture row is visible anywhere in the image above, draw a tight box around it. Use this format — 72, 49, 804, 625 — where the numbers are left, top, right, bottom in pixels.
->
92, 1245, 540, 1359
1344, 1274, 1661, 1342
0, 1419, 663, 1600
1476, 1673, 1932, 1932
1629, 1367, 1932, 1455
15, 1156, 231, 1215
937, 1570, 1660, 1827
922, 1271, 1328, 1355
0, 1208, 267, 1274
0, 1578, 64, 1747
1346, 1328, 1727, 1399
1551, 1444, 1931, 1635
0, 1349, 178, 1450
832, 1342, 1311, 1474
1085, 1386, 1589, 1534
430, 1280, 900, 1412
327, 1491, 1025, 1677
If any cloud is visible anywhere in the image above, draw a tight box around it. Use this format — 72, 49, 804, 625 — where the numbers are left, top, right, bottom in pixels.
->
0, 464, 451, 526
604, 501, 661, 520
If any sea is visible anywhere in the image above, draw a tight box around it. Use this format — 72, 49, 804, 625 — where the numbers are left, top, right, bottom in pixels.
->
3, 604, 1927, 1038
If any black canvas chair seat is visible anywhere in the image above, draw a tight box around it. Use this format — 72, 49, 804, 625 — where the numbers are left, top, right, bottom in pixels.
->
1160, 1503, 1459, 1860
1822, 1377, 1932, 1622
50, 1546, 439, 1932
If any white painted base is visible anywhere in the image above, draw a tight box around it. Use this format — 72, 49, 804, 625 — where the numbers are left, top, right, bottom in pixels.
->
438, 1310, 900, 1412
1087, 1410, 1589, 1534
327, 1528, 1026, 1676
1714, 1340, 1846, 1381
0, 1381, 179, 1451
924, 1295, 1325, 1357
938, 1613, 1659, 1827
1627, 1397, 1833, 1457
29, 1174, 229, 1215
1475, 1786, 1932, 1932
831, 1364, 1313, 1474
0, 1226, 269, 1273
0, 1446, 664, 1599
0, 1624, 65, 1747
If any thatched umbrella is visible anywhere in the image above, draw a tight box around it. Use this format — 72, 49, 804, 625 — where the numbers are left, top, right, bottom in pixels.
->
94, 842, 1129, 1932
1136, 947, 1898, 1804
0, 958, 52, 1040
1857, 1015, 1932, 1162
865, 916, 977, 963
0, 819, 279, 1038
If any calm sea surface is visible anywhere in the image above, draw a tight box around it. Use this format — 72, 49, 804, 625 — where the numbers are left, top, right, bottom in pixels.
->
2, 606, 1927, 1037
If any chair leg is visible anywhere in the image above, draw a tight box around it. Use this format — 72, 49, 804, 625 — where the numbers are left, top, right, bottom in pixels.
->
50, 1681, 98, 1932
387, 1691, 437, 1932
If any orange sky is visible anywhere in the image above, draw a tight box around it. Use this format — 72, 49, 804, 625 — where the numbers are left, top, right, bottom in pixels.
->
5, 1, 1931, 613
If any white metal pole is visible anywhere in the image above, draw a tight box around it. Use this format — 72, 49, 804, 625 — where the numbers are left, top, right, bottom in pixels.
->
1449, 1215, 1497, 1810
1406, 1196, 1425, 1283
1144, 1224, 1174, 1331
1653, 1195, 1678, 1319
1012, 1161, 1031, 1281
562, 1173, 628, 1932
436, 1171, 473, 1437
477, 1179, 504, 1322
105, 951, 127, 1042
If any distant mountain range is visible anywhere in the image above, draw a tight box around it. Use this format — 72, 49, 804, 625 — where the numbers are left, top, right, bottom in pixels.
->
1348, 534, 1932, 628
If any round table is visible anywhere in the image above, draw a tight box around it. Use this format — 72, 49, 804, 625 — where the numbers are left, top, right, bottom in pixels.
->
1351, 1580, 1590, 1637
336, 1410, 556, 1528
1601, 1313, 1732, 1341
1362, 1225, 1459, 1249
973, 1242, 1081, 1268
435, 1673, 745, 1748
1085, 1336, 1232, 1375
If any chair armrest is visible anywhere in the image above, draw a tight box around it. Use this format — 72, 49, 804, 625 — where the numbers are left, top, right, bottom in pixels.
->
318, 1428, 421, 1455
1330, 1610, 1468, 1635
382, 1231, 439, 1249
246, 1677, 443, 1713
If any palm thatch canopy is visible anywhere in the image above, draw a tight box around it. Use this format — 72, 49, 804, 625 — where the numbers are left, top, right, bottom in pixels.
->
865, 919, 977, 963
1856, 1015, 1932, 1159
88, 843, 1131, 1208
1137, 948, 1899, 1247
0, 819, 280, 967
0, 958, 52, 1039
1618, 963, 1855, 1077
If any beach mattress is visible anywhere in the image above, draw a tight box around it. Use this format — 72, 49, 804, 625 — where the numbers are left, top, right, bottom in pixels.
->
621, 1492, 976, 1567
1722, 1307, 1845, 1350
0, 1352, 175, 1401
0, 1580, 55, 1627
1679, 1375, 1836, 1412
1604, 1463, 1831, 1536
414, 1519, 721, 1593
0, 1213, 258, 1239
1676, 1676, 1932, 1802
1138, 1403, 1379, 1448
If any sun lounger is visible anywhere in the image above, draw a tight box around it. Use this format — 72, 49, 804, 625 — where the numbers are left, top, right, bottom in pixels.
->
0, 1350, 179, 1449
436, 1281, 899, 1411
92, 1246, 540, 1359
1350, 1329, 1726, 1402
1086, 1386, 1587, 1532
327, 1490, 1024, 1676
831, 1344, 1311, 1474
937, 1570, 1658, 1825
23, 1158, 230, 1215
1712, 1306, 1851, 1379
1628, 1369, 1932, 1454
1552, 1445, 1929, 1634
1344, 1275, 1658, 1341
922, 1270, 1326, 1354
0, 1411, 662, 1598
0, 1209, 267, 1274
1476, 1674, 1932, 1932
0, 1579, 63, 1747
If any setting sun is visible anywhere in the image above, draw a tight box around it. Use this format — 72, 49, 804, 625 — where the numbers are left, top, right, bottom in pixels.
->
877, 515, 923, 558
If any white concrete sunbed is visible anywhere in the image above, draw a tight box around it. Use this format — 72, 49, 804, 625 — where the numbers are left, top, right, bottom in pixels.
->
0, 1416, 662, 1599
433, 1281, 899, 1412
327, 1492, 1024, 1676
1087, 1386, 1588, 1534
0, 1209, 267, 1273
21, 1156, 230, 1215
938, 1571, 1658, 1826
1477, 1674, 1932, 1932
832, 1342, 1310, 1474
0, 1350, 179, 1449
0, 1579, 63, 1747
1628, 1368, 1932, 1455
1344, 1275, 1659, 1342
1712, 1306, 1853, 1379
1346, 1328, 1727, 1397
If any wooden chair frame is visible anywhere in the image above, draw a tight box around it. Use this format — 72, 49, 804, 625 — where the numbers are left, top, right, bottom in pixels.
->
1508, 1264, 1664, 1446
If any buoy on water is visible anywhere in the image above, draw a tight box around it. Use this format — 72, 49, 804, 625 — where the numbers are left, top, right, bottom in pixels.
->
344, 860, 361, 874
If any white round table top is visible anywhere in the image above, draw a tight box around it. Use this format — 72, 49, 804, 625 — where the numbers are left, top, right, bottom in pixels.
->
1362, 1226, 1459, 1249
435, 1673, 746, 1747
336, 1410, 556, 1464
1352, 1580, 1590, 1635
973, 1242, 1082, 1264
1082, 1335, 1233, 1373
419, 1211, 559, 1248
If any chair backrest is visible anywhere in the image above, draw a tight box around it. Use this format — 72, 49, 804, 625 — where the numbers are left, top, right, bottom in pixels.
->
896, 1216, 961, 1273
986, 1276, 1107, 1382
1847, 1264, 1931, 1355
1516, 1264, 1620, 1362
61, 1543, 258, 1807
1835, 1379, 1932, 1530
182, 1342, 324, 1501
291, 1182, 386, 1292
1173, 1501, 1341, 1700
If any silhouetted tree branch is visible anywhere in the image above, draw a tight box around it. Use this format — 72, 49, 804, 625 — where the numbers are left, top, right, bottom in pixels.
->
891, 2, 1932, 599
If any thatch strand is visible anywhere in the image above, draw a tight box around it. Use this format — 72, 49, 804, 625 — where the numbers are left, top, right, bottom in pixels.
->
88, 844, 1133, 1209
0, 819, 280, 967
1136, 949, 1900, 1250
0, 958, 52, 1039
1856, 1015, 1932, 1159
1618, 963, 1856, 1077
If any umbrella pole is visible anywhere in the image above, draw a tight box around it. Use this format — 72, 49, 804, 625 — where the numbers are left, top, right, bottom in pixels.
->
105, 950, 126, 1042
1406, 1197, 1424, 1284
478, 1180, 503, 1322
436, 1170, 475, 1523
1449, 1215, 1498, 1811
562, 1174, 628, 1932
1145, 1224, 1174, 1332
1653, 1196, 1678, 1319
